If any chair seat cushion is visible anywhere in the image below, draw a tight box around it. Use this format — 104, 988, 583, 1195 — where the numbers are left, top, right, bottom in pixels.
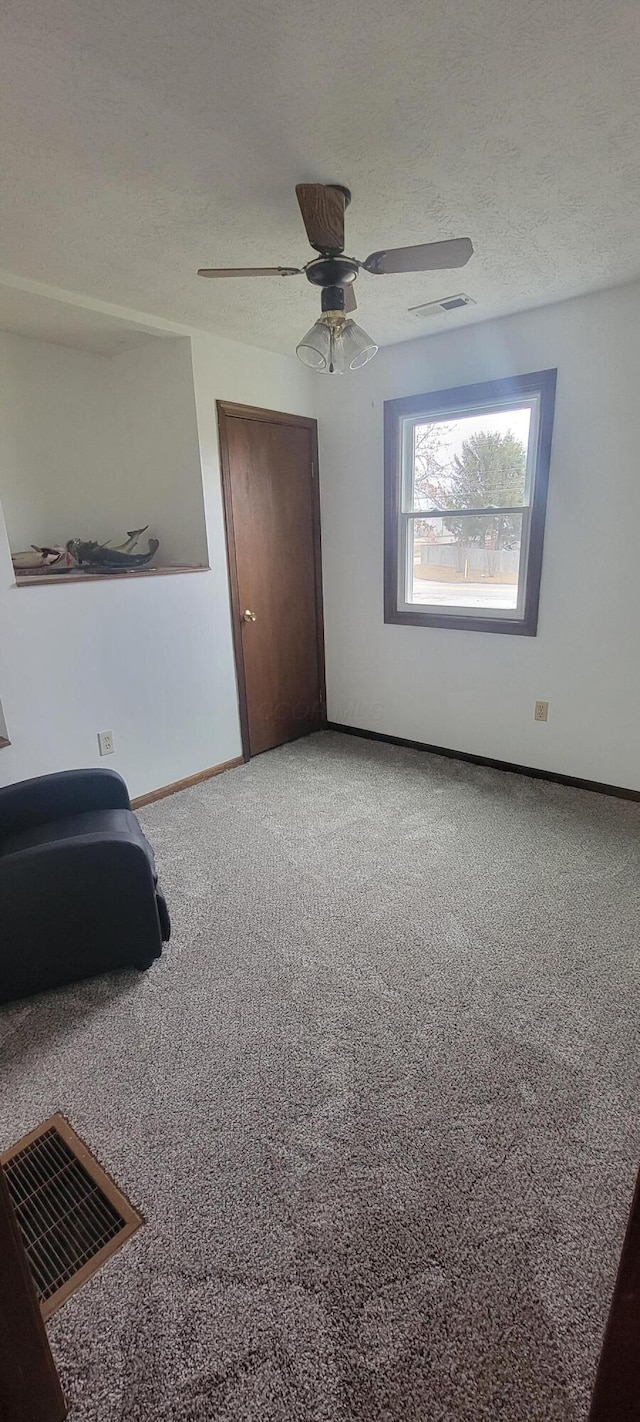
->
0, 808, 157, 878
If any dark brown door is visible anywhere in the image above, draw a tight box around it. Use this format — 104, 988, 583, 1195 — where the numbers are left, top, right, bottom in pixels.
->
218, 402, 325, 759
0, 1164, 67, 1421
588, 1164, 640, 1422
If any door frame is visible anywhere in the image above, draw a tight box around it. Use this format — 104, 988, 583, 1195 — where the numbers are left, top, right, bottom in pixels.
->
217, 400, 326, 762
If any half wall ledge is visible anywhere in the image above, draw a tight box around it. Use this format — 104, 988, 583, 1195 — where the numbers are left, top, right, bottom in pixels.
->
14, 565, 210, 588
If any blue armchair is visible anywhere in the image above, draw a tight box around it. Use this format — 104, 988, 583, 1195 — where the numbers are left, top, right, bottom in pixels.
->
0, 769, 170, 1003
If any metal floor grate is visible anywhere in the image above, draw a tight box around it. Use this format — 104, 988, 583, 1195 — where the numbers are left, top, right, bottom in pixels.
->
1, 1114, 143, 1317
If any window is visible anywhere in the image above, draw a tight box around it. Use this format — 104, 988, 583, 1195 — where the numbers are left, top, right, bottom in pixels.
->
384, 369, 556, 635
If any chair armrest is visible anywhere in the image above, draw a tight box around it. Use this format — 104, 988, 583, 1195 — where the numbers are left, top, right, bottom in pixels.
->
0, 835, 162, 1002
0, 769, 131, 836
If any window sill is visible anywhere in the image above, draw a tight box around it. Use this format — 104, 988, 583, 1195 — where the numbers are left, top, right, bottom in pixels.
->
385, 608, 537, 635
14, 565, 210, 588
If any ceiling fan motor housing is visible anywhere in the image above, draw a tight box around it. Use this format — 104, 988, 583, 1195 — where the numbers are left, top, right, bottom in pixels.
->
321, 285, 348, 314
306, 255, 358, 289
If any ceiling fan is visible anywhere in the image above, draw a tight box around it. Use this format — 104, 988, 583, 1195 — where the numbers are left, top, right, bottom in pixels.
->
198, 184, 474, 374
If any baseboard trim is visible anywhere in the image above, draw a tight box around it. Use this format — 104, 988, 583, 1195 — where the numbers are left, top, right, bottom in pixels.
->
132, 756, 244, 808
325, 722, 640, 803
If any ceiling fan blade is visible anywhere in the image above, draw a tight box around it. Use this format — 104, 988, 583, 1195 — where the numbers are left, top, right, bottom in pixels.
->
295, 184, 346, 253
197, 266, 302, 278
363, 238, 473, 275
343, 284, 357, 314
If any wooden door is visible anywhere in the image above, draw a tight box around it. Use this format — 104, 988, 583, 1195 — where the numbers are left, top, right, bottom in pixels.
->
218, 403, 325, 758
0, 1164, 67, 1421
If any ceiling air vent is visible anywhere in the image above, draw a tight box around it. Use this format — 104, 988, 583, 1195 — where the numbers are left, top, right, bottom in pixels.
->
409, 293, 476, 319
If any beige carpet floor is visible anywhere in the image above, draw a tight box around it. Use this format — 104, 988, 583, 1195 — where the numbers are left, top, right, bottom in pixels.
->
1, 731, 639, 1420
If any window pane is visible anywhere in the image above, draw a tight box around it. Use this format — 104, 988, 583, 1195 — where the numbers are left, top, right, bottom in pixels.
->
408, 512, 524, 611
411, 407, 532, 512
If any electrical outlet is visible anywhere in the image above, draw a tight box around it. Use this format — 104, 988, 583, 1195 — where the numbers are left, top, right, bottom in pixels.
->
98, 730, 114, 756
534, 701, 549, 723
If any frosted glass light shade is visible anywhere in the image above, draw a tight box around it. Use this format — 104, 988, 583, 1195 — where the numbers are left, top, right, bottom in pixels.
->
296, 321, 331, 370
341, 320, 378, 369
296, 317, 378, 374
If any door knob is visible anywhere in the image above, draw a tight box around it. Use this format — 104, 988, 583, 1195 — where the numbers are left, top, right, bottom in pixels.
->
242, 609, 257, 622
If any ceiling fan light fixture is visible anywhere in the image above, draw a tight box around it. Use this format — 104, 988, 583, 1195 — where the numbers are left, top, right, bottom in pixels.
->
295, 314, 377, 375
198, 183, 474, 370
340, 319, 378, 370
295, 319, 332, 370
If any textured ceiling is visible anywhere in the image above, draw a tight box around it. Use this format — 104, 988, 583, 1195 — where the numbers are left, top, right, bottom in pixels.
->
1, 0, 640, 354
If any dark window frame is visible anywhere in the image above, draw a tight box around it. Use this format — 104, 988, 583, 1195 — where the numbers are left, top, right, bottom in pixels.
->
383, 368, 557, 636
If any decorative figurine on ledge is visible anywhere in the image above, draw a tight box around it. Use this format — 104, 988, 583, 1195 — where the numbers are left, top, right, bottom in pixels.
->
12, 527, 160, 578
66, 530, 160, 572
12, 546, 78, 575
109, 526, 149, 554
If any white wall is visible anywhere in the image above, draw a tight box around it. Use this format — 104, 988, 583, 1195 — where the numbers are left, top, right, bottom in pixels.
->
107, 338, 208, 567
0, 320, 316, 797
0, 329, 207, 566
318, 280, 640, 790
0, 331, 114, 551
